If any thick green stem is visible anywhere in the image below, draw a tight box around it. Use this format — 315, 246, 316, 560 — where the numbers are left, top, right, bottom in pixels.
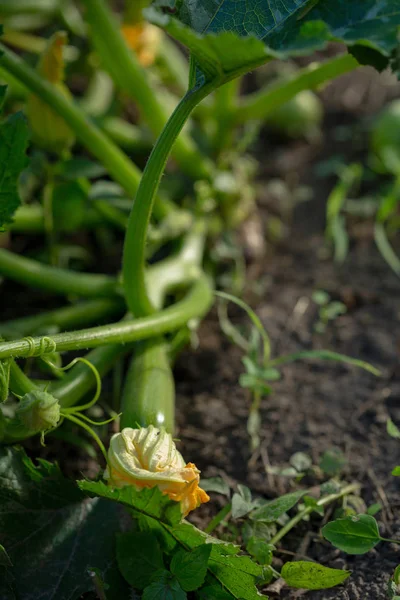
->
0, 248, 119, 297
123, 85, 212, 316
0, 298, 125, 339
83, 0, 210, 180
0, 42, 142, 197
121, 339, 175, 432
270, 483, 361, 546
236, 54, 358, 123
0, 275, 213, 359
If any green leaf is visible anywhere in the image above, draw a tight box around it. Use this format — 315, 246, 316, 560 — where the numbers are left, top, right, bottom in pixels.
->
201, 477, 230, 497
78, 479, 182, 525
148, 1, 400, 85
303, 496, 324, 516
250, 490, 306, 522
231, 492, 254, 519
392, 466, 400, 477
281, 561, 351, 590
116, 531, 164, 590
85, 479, 266, 600
387, 419, 400, 439
322, 514, 382, 555
290, 452, 312, 473
367, 503, 382, 516
142, 571, 187, 600
197, 584, 234, 599
246, 537, 274, 566
171, 544, 211, 591
0, 447, 127, 600
319, 448, 347, 476
0, 110, 29, 230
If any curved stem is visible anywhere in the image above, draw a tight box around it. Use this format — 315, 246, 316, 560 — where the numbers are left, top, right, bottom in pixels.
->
270, 482, 361, 546
0, 275, 213, 359
123, 85, 212, 316
83, 0, 210, 180
9, 360, 38, 396
236, 54, 358, 123
0, 248, 119, 297
0, 298, 125, 339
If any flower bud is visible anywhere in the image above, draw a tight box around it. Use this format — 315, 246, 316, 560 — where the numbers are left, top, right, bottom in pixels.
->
16, 390, 60, 433
27, 32, 75, 154
104, 426, 209, 516
121, 22, 161, 67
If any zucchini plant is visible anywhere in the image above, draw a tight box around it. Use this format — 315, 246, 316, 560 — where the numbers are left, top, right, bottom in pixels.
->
0, 1, 399, 598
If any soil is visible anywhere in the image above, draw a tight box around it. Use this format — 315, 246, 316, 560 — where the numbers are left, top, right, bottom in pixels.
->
174, 67, 400, 599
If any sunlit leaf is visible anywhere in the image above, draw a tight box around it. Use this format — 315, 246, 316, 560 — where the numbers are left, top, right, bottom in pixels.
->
282, 561, 351, 590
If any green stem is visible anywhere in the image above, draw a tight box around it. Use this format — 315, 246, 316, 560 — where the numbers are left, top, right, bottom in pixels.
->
83, 0, 210, 180
157, 34, 190, 94
205, 503, 232, 534
0, 0, 57, 15
99, 116, 152, 152
9, 203, 105, 234
236, 54, 358, 123
270, 483, 361, 546
0, 298, 125, 339
121, 338, 175, 432
0, 248, 119, 297
0, 275, 213, 359
212, 78, 240, 154
61, 412, 108, 462
9, 360, 37, 396
123, 85, 212, 316
0, 42, 142, 198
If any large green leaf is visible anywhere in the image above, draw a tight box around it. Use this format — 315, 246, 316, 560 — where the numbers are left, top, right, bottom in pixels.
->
80, 480, 266, 599
148, 1, 400, 84
0, 447, 127, 600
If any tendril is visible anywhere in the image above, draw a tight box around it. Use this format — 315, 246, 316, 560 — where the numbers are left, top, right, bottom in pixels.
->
22, 336, 57, 357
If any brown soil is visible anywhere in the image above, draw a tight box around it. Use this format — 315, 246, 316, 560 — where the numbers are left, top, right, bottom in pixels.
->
175, 67, 400, 599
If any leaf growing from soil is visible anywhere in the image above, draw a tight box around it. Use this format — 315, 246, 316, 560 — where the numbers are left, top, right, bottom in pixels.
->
281, 561, 351, 590
0, 447, 127, 600
147, 1, 400, 85
322, 514, 382, 554
250, 490, 306, 522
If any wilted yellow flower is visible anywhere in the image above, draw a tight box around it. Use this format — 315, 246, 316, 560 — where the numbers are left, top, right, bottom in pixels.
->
27, 32, 75, 154
104, 426, 210, 516
121, 22, 161, 67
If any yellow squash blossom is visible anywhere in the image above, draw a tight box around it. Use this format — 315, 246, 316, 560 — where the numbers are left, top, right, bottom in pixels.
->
121, 22, 161, 67
104, 425, 210, 516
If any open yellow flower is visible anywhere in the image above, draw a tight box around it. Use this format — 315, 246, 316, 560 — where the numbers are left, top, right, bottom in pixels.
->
121, 22, 161, 67
104, 426, 210, 516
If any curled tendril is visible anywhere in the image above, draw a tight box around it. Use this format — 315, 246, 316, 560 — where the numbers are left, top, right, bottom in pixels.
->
22, 336, 57, 357
40, 355, 119, 462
